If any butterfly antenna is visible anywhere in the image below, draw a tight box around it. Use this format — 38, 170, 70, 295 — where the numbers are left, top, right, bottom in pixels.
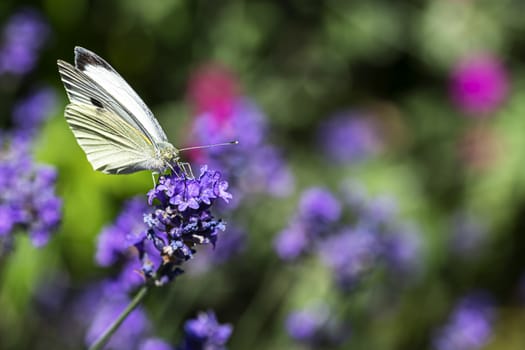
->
178, 140, 239, 152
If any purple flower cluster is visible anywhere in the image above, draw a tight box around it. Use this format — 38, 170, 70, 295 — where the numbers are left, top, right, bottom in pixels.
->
177, 311, 232, 350
286, 304, 348, 348
95, 166, 232, 287
0, 8, 50, 75
275, 184, 422, 290
0, 133, 61, 250
317, 111, 381, 164
432, 293, 495, 350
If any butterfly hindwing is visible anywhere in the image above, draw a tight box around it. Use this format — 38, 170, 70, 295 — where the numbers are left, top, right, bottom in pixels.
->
64, 103, 157, 174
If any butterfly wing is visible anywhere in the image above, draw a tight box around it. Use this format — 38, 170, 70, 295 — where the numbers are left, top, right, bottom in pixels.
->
73, 46, 169, 144
57, 47, 174, 174
64, 103, 158, 174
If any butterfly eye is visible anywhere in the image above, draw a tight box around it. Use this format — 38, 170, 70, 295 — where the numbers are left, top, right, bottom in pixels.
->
90, 97, 103, 108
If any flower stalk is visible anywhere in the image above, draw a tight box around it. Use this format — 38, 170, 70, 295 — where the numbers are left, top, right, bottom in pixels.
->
88, 286, 149, 350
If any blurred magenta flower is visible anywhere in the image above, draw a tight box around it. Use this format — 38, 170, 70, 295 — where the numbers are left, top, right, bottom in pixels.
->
432, 293, 495, 350
0, 8, 50, 75
318, 112, 381, 164
187, 63, 240, 122
450, 54, 510, 116
177, 311, 232, 350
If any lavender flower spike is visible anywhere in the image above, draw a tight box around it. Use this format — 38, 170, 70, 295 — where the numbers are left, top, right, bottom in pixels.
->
140, 166, 232, 285
177, 311, 232, 350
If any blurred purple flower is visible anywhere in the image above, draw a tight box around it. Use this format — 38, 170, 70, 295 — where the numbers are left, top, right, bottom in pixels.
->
286, 304, 348, 347
299, 187, 342, 224
319, 228, 380, 290
12, 87, 58, 134
318, 112, 381, 164
140, 338, 173, 350
177, 311, 232, 350
96, 198, 149, 267
450, 54, 509, 116
0, 133, 61, 250
0, 8, 50, 75
274, 224, 308, 261
433, 293, 495, 350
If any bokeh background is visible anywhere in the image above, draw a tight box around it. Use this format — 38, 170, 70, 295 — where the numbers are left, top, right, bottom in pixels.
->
2, 0, 525, 349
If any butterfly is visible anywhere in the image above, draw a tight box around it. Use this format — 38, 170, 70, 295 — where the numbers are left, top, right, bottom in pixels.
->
57, 46, 185, 176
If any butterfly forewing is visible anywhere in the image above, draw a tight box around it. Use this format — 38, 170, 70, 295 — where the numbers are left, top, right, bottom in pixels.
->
73, 47, 169, 144
57, 59, 156, 147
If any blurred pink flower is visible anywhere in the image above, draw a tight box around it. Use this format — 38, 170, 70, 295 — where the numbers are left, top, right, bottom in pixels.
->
187, 63, 240, 123
450, 54, 510, 116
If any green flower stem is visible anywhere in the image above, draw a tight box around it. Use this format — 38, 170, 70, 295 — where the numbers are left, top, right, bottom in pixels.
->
88, 285, 149, 350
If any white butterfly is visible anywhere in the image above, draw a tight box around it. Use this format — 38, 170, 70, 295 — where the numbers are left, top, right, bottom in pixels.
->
57, 46, 180, 175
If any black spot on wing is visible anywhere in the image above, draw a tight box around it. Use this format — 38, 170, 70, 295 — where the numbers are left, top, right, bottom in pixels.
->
74, 46, 113, 72
90, 97, 103, 108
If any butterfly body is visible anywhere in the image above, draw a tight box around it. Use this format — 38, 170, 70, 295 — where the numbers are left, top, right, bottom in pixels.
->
57, 47, 179, 174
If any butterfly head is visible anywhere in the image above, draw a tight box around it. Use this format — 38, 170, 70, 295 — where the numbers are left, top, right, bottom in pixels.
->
156, 141, 180, 172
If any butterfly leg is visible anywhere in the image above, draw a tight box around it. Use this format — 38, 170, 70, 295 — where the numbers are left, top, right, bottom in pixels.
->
151, 172, 158, 187
179, 162, 195, 179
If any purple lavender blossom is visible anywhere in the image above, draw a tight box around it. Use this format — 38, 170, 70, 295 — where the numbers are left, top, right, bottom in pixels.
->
95, 166, 231, 287
0, 9, 50, 75
177, 311, 232, 350
141, 166, 231, 285
12, 87, 58, 134
96, 198, 149, 267
318, 112, 381, 164
432, 293, 495, 350
274, 224, 308, 261
450, 53, 509, 116
274, 188, 340, 261
299, 187, 342, 224
0, 132, 61, 250
286, 304, 348, 347
319, 228, 381, 290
